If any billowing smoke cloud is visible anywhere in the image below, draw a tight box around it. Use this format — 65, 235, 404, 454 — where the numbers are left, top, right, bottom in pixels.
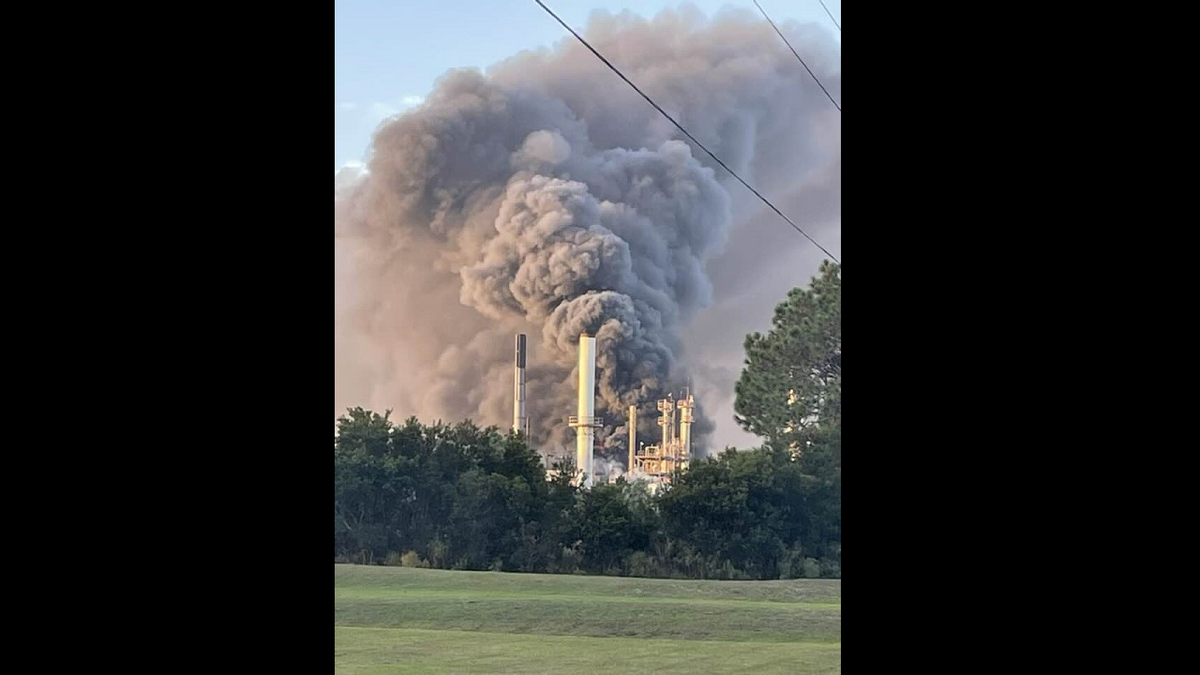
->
335, 5, 840, 459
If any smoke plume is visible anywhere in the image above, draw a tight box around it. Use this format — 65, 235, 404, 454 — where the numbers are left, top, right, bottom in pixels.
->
335, 5, 841, 458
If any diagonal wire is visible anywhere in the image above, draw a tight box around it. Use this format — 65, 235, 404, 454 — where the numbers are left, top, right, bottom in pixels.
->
531, 0, 840, 264
819, 0, 842, 32
753, 0, 841, 112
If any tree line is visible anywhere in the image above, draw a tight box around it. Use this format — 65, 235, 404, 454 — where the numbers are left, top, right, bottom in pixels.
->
334, 262, 841, 580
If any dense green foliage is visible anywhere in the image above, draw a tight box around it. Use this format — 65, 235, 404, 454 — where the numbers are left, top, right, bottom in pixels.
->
334, 408, 840, 579
335, 267, 841, 580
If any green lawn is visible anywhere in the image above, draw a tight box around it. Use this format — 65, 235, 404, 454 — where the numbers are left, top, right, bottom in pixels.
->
335, 564, 841, 674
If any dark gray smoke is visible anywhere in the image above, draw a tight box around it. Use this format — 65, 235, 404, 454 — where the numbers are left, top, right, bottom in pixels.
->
334, 5, 840, 458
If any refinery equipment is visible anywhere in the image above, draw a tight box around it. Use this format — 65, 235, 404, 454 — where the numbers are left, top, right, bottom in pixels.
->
677, 393, 693, 458
510, 331, 697, 489
630, 390, 695, 487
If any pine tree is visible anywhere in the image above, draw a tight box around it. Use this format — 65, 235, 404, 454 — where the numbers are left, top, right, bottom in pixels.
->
734, 261, 841, 454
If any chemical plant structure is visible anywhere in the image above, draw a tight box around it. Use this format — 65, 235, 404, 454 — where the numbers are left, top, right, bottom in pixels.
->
628, 391, 694, 492
511, 332, 695, 491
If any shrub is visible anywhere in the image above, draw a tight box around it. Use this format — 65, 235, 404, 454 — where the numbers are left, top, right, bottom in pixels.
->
627, 551, 653, 577
802, 557, 821, 579
820, 558, 841, 578
552, 545, 583, 574
779, 545, 806, 579
400, 550, 424, 567
427, 539, 449, 569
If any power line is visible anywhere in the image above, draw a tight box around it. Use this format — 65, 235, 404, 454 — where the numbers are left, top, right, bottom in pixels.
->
530, 0, 840, 265
753, 0, 841, 113
818, 0, 842, 32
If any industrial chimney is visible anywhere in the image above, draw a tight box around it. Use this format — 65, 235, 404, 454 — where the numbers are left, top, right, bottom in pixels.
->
568, 333, 600, 487
628, 404, 637, 475
513, 334, 527, 437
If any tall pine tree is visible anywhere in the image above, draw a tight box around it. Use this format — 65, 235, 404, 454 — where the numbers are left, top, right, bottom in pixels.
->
734, 261, 841, 454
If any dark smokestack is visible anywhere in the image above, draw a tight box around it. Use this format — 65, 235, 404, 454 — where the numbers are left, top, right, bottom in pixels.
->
514, 333, 527, 436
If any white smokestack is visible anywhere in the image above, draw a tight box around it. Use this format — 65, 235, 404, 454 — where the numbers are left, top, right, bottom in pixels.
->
628, 404, 637, 474
571, 333, 599, 487
513, 334, 527, 436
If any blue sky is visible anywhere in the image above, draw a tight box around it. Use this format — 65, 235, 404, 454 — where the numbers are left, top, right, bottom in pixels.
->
334, 0, 841, 170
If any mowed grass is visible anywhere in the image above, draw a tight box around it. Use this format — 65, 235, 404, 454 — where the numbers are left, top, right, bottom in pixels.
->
336, 627, 840, 675
335, 565, 840, 674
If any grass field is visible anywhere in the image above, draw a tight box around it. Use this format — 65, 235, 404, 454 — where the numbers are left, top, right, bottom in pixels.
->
335, 564, 841, 674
